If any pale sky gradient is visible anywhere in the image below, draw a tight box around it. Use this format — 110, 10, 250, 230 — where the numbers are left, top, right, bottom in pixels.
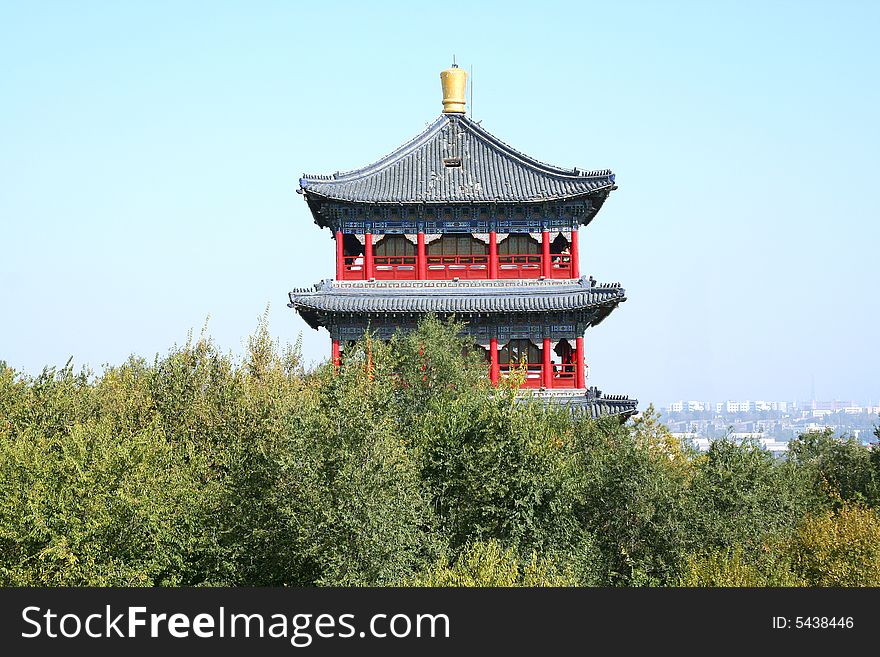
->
1, 0, 877, 407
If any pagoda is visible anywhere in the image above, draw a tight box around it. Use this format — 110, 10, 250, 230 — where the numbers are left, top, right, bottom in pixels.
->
289, 66, 637, 417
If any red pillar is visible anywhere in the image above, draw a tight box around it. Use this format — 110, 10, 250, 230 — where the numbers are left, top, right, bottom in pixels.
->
335, 231, 344, 280
542, 230, 551, 278
364, 232, 374, 280
489, 231, 498, 279
489, 337, 499, 385
570, 229, 580, 278
417, 232, 426, 279
332, 338, 341, 368
575, 336, 585, 389
542, 337, 552, 389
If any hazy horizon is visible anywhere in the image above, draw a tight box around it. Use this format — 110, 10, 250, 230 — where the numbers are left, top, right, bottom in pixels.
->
2, 1, 877, 409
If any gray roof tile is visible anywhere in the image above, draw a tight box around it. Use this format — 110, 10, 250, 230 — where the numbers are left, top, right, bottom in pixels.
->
288, 278, 625, 329
299, 115, 615, 204
524, 388, 639, 418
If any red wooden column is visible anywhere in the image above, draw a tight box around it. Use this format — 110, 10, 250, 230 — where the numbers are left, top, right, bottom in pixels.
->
570, 229, 580, 278
489, 337, 499, 385
542, 337, 553, 389
417, 232, 426, 279
542, 230, 551, 278
575, 336, 586, 388
331, 338, 341, 368
335, 231, 344, 280
364, 232, 374, 280
489, 231, 498, 279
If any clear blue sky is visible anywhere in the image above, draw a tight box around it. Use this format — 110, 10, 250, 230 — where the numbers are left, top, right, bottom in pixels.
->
2, 0, 878, 407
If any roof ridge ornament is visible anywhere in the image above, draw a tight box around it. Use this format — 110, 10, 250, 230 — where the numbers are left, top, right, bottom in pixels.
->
440, 64, 467, 114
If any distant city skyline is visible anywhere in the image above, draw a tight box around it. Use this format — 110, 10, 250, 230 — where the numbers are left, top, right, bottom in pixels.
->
659, 397, 880, 410
1, 1, 877, 407
660, 396, 879, 456
661, 398, 880, 413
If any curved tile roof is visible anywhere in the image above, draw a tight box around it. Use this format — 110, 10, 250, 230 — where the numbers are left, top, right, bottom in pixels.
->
524, 388, 639, 418
288, 278, 625, 329
299, 114, 615, 204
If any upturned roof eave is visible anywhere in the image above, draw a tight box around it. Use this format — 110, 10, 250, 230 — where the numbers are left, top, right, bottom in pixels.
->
287, 299, 626, 333
287, 282, 627, 323
299, 186, 615, 206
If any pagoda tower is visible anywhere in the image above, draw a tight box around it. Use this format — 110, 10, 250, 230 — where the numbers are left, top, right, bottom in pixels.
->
289, 66, 637, 417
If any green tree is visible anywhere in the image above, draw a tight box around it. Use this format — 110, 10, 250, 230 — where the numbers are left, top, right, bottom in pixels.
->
406, 540, 577, 587
0, 420, 206, 586
788, 504, 880, 587
789, 429, 879, 507
679, 546, 803, 587
388, 317, 589, 567
572, 414, 692, 586
686, 438, 817, 559
6, 313, 871, 589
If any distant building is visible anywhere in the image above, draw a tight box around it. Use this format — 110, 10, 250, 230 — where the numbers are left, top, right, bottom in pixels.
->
690, 437, 710, 452
759, 438, 788, 455
806, 400, 859, 412
803, 422, 829, 433
678, 434, 787, 456
729, 432, 765, 441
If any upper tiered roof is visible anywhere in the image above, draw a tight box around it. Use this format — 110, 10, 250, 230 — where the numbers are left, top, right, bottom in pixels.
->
298, 114, 616, 205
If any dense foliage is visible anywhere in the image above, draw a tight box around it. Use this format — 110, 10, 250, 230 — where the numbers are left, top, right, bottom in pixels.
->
1, 316, 878, 587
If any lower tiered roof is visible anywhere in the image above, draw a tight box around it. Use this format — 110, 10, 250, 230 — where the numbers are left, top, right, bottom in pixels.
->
288, 277, 626, 330
525, 387, 639, 419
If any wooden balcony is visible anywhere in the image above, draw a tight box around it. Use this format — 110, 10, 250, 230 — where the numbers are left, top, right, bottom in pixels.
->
341, 255, 365, 280
548, 254, 574, 279
426, 254, 490, 280
335, 228, 580, 281
342, 253, 574, 281
498, 362, 579, 389
497, 254, 540, 279
373, 255, 417, 280
499, 363, 545, 389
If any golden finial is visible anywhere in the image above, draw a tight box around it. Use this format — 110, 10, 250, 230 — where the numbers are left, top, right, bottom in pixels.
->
440, 63, 467, 114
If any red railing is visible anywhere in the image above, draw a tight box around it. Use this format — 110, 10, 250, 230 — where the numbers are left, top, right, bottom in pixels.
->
498, 363, 544, 389
426, 254, 490, 280
342, 255, 365, 280
341, 252, 573, 281
497, 254, 575, 279
497, 253, 542, 279
550, 363, 577, 388
497, 362, 579, 389
549, 254, 573, 279
498, 253, 543, 278
373, 255, 417, 280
